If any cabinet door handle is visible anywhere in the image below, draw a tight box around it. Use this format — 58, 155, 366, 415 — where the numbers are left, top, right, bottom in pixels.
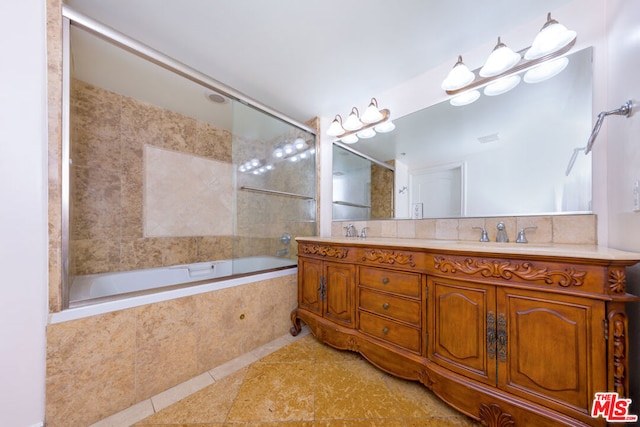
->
382, 327, 389, 334
382, 303, 389, 310
319, 277, 327, 301
487, 311, 496, 360
497, 313, 507, 363
382, 278, 389, 284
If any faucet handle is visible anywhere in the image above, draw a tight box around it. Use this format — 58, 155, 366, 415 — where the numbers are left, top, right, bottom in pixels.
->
472, 226, 490, 242
516, 226, 538, 244
360, 227, 369, 239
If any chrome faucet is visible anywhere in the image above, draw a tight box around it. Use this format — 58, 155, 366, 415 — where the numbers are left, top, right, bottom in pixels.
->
344, 224, 357, 237
496, 222, 509, 243
472, 226, 490, 242
516, 226, 538, 243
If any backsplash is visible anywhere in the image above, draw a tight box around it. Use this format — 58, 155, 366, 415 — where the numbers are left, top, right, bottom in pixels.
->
332, 214, 597, 245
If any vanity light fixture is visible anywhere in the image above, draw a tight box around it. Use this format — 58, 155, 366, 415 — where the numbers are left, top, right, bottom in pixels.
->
327, 98, 393, 142
479, 37, 521, 77
442, 12, 576, 106
525, 13, 577, 60
327, 115, 345, 136
361, 98, 384, 123
343, 107, 364, 131
441, 56, 475, 91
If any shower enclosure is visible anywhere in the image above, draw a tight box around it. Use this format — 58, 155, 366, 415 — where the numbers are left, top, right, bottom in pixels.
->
63, 11, 317, 307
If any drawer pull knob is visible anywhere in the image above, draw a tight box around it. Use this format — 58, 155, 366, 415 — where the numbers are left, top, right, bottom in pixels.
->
382, 303, 389, 310
382, 278, 389, 284
382, 327, 389, 334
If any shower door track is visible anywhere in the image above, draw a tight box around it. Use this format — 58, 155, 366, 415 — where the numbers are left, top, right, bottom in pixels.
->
61, 5, 316, 136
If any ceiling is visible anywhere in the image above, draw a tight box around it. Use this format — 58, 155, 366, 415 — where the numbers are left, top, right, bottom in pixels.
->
64, 0, 573, 125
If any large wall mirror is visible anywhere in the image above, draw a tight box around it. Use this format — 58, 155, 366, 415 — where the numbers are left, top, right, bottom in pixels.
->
333, 47, 593, 220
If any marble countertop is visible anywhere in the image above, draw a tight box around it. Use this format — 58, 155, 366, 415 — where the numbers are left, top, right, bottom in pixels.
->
296, 236, 640, 262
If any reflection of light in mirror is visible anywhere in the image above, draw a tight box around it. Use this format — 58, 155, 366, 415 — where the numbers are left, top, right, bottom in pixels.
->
341, 134, 359, 144
484, 75, 521, 96
450, 90, 480, 106
524, 57, 569, 83
357, 128, 376, 139
375, 121, 395, 133
294, 137, 307, 150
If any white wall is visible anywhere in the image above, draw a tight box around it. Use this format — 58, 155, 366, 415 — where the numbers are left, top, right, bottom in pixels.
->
0, 2, 48, 426
604, 0, 640, 411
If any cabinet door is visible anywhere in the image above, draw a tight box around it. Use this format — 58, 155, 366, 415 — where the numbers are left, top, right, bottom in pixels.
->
429, 277, 497, 386
497, 288, 606, 415
324, 261, 356, 327
298, 257, 323, 315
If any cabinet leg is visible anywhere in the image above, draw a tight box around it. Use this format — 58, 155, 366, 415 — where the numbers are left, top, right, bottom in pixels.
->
290, 309, 301, 336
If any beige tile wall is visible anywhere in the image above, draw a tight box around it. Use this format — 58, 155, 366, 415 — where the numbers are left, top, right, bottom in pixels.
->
45, 273, 297, 427
47, 0, 63, 312
371, 161, 394, 219
332, 214, 597, 244
69, 79, 234, 276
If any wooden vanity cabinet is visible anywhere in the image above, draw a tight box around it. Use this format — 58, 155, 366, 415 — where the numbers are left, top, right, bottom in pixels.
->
297, 256, 355, 328
357, 266, 425, 355
291, 238, 640, 427
430, 276, 606, 423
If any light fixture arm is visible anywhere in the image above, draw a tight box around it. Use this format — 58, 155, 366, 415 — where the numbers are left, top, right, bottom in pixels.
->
584, 100, 633, 154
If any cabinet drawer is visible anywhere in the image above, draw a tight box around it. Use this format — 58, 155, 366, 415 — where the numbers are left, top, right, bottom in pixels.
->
359, 311, 421, 353
359, 267, 421, 298
359, 288, 421, 326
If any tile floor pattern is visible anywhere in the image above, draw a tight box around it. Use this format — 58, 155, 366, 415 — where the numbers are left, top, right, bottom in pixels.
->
134, 333, 480, 427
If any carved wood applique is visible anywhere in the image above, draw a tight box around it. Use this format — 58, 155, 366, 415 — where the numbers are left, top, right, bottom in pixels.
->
434, 256, 586, 288
418, 369, 435, 388
300, 244, 349, 259
478, 403, 515, 427
347, 336, 360, 352
609, 312, 628, 397
608, 268, 627, 294
362, 249, 416, 267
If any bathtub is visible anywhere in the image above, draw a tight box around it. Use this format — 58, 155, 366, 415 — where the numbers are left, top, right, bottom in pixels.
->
69, 256, 297, 304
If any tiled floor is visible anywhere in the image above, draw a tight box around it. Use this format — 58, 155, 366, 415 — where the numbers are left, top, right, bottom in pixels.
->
131, 331, 479, 427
